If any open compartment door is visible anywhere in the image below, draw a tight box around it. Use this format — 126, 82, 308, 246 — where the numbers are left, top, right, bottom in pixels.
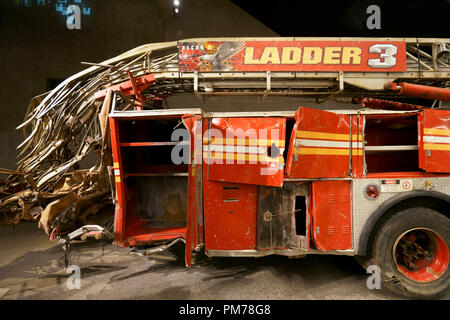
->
182, 114, 203, 267
419, 109, 450, 173
286, 107, 354, 178
108, 109, 203, 258
205, 117, 286, 187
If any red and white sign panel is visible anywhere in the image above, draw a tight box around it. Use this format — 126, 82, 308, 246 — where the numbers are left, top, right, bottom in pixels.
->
179, 40, 406, 72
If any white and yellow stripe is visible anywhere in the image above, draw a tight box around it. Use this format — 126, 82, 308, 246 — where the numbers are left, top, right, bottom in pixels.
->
113, 162, 121, 182
203, 152, 284, 163
423, 127, 450, 151
294, 130, 363, 156
296, 130, 362, 142
203, 138, 285, 164
203, 137, 285, 147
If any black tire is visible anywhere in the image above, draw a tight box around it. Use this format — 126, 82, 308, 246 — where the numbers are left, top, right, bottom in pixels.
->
354, 254, 372, 270
370, 207, 449, 299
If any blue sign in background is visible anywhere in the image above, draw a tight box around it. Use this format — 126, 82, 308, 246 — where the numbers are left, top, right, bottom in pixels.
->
15, 0, 92, 17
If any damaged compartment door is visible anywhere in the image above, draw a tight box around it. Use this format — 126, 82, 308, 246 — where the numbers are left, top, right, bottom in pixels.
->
419, 109, 450, 173
182, 114, 204, 267
109, 109, 203, 264
205, 117, 286, 187
286, 107, 354, 178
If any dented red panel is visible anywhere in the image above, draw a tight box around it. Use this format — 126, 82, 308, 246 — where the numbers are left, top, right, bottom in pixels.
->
287, 107, 354, 178
205, 117, 286, 187
203, 180, 257, 250
182, 114, 203, 267
419, 109, 450, 173
95, 74, 156, 100
109, 118, 126, 246
352, 114, 365, 178
311, 180, 352, 251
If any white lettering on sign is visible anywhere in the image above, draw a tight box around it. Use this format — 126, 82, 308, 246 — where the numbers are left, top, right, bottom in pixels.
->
368, 44, 398, 68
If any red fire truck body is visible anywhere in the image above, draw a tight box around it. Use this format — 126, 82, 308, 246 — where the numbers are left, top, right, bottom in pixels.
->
108, 107, 449, 276
100, 37, 450, 298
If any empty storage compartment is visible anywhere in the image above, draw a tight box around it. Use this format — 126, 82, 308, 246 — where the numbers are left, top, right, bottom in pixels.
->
120, 146, 188, 174
116, 116, 191, 241
364, 115, 419, 173
125, 176, 188, 229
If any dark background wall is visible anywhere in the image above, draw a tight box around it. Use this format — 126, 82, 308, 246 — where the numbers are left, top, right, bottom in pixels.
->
0, 0, 278, 169
0, 0, 448, 170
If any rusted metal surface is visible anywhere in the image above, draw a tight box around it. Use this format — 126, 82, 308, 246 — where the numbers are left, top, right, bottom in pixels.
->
257, 183, 309, 251
132, 176, 187, 228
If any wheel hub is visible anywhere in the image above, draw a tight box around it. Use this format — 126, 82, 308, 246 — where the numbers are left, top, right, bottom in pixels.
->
393, 228, 449, 283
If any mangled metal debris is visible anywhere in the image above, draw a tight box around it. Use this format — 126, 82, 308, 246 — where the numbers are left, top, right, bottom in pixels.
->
0, 41, 179, 236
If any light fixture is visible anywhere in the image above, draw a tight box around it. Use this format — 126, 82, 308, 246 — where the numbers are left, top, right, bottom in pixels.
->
174, 8, 179, 13
365, 184, 380, 199
173, 0, 180, 6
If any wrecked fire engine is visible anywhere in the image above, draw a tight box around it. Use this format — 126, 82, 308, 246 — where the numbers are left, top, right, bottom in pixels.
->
1, 38, 449, 299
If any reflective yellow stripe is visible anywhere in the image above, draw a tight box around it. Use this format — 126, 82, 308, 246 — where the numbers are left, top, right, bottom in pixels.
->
203, 152, 284, 163
294, 147, 349, 155
294, 147, 363, 156
424, 128, 450, 136
352, 134, 363, 141
203, 137, 285, 147
297, 130, 350, 141
113, 162, 120, 169
115, 176, 121, 182
423, 143, 450, 151
294, 148, 363, 156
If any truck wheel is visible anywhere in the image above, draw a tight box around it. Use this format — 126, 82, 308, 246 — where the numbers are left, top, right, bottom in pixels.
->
370, 207, 449, 299
354, 254, 372, 270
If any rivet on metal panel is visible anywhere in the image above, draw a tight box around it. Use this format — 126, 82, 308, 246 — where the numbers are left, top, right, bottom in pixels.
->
263, 211, 272, 222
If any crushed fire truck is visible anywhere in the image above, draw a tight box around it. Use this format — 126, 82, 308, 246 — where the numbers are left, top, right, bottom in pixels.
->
6, 38, 450, 299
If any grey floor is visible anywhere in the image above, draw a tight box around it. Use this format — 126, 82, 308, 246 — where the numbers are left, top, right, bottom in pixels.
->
0, 222, 448, 300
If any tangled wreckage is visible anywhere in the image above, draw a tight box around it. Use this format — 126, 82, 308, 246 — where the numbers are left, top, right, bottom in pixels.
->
1, 37, 450, 298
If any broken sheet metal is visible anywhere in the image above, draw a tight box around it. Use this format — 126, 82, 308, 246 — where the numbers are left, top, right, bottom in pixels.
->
0, 43, 179, 235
